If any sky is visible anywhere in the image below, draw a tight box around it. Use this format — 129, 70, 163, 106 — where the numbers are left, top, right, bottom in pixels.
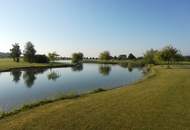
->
0, 0, 190, 57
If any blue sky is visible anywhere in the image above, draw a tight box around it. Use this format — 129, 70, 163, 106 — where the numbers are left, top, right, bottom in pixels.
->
0, 0, 190, 57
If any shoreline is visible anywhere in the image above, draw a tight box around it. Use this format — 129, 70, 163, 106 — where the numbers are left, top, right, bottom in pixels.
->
0, 66, 155, 120
0, 63, 75, 73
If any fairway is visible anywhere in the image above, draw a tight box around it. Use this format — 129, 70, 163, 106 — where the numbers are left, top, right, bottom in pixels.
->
0, 67, 189, 130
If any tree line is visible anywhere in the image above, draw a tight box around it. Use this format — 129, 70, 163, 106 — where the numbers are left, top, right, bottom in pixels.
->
10, 42, 49, 63
9, 42, 188, 65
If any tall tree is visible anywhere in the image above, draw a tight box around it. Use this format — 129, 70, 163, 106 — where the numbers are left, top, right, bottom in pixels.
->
99, 51, 111, 60
48, 52, 59, 62
144, 49, 160, 64
10, 43, 22, 62
118, 54, 127, 60
23, 42, 36, 62
72, 52, 84, 63
160, 45, 180, 66
128, 53, 136, 60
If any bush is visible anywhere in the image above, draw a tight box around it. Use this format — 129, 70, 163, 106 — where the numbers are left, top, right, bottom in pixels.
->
99, 51, 111, 60
34, 55, 49, 63
72, 52, 83, 63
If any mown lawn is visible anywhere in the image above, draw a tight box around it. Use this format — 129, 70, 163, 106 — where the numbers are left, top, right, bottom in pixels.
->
0, 66, 190, 130
0, 58, 73, 72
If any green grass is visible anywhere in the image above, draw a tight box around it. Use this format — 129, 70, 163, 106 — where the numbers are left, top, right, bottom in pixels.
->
83, 59, 145, 67
0, 58, 74, 72
0, 66, 190, 129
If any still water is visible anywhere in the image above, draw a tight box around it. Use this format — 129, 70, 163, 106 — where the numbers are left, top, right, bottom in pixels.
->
0, 63, 143, 112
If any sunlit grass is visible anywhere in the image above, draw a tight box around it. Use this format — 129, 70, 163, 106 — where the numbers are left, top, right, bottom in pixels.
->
0, 66, 190, 129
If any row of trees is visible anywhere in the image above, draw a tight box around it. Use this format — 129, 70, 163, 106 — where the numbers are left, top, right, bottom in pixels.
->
10, 42, 41, 63
10, 42, 58, 63
144, 45, 183, 65
99, 51, 136, 60
9, 42, 185, 66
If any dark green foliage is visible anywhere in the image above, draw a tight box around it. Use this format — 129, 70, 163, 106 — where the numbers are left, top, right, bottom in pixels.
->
47, 71, 60, 81
144, 49, 159, 64
10, 70, 22, 83
71, 64, 83, 71
128, 53, 136, 60
160, 45, 181, 65
72, 52, 84, 63
10, 43, 22, 62
48, 52, 59, 62
99, 65, 111, 76
34, 55, 49, 63
23, 42, 36, 63
118, 54, 127, 60
99, 51, 111, 60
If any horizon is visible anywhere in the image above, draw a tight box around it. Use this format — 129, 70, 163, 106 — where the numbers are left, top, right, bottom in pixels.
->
0, 0, 190, 57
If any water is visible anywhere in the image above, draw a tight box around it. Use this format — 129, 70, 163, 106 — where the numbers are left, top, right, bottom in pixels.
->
0, 63, 143, 112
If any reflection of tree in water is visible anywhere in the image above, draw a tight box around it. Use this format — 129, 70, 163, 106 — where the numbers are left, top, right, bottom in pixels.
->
23, 69, 47, 88
10, 70, 22, 83
71, 64, 83, 72
119, 63, 133, 72
128, 67, 133, 72
119, 63, 128, 68
99, 65, 111, 76
47, 71, 60, 81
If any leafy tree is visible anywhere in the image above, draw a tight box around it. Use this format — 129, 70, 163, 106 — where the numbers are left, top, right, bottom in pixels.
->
48, 52, 59, 62
144, 49, 160, 64
34, 54, 49, 63
72, 52, 84, 63
160, 45, 180, 66
118, 55, 127, 60
23, 42, 36, 62
128, 53, 136, 60
99, 51, 111, 60
10, 43, 22, 62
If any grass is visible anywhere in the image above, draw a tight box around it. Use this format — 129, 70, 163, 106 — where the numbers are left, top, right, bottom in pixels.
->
0, 66, 189, 129
83, 59, 145, 67
0, 58, 74, 72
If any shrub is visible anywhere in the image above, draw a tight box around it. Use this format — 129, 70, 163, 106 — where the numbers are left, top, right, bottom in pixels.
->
34, 55, 49, 63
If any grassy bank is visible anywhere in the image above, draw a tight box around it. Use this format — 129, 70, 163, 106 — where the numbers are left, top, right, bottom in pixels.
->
83, 59, 145, 67
0, 66, 190, 129
0, 58, 74, 72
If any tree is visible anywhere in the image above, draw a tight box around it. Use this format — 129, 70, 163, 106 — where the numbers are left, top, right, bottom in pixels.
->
99, 51, 111, 60
118, 54, 127, 60
10, 43, 22, 62
144, 49, 160, 64
48, 52, 59, 62
128, 53, 136, 60
160, 45, 180, 66
72, 52, 84, 63
34, 54, 49, 63
23, 42, 36, 62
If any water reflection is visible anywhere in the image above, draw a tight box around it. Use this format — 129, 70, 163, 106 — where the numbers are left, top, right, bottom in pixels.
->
10, 70, 22, 83
0, 63, 144, 112
47, 71, 61, 81
99, 65, 112, 76
128, 67, 133, 72
71, 64, 83, 72
23, 69, 47, 88
119, 63, 133, 72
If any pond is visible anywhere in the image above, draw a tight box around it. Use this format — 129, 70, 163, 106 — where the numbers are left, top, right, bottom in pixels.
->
0, 63, 144, 112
